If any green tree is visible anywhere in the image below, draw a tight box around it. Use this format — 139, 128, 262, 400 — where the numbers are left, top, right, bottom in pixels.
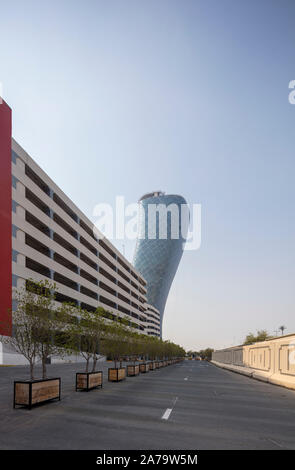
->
30, 280, 73, 378
89, 307, 110, 372
279, 325, 286, 336
198, 348, 214, 361
102, 317, 130, 368
243, 329, 271, 345
1, 279, 73, 380
0, 282, 40, 380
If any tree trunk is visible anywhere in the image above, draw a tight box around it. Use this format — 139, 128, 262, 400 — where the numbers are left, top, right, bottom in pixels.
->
30, 361, 34, 381
42, 356, 47, 379
92, 355, 97, 373
86, 357, 89, 373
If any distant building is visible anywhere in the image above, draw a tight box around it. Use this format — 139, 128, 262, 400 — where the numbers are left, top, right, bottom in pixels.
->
133, 191, 188, 336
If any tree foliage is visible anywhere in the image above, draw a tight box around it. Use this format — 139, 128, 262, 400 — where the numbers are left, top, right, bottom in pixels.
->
2, 280, 185, 378
243, 329, 271, 345
1, 279, 74, 379
197, 348, 214, 361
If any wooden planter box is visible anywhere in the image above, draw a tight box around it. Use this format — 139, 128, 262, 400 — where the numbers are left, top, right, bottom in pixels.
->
14, 378, 61, 409
149, 362, 156, 370
108, 368, 126, 382
127, 364, 140, 377
139, 363, 149, 373
76, 371, 103, 391
155, 361, 160, 369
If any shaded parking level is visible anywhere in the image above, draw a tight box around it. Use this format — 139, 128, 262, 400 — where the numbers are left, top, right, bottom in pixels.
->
0, 360, 295, 449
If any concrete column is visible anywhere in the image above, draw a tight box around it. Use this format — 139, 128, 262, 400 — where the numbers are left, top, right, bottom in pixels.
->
16, 180, 25, 196
16, 205, 25, 219
17, 253, 25, 266
16, 229, 25, 244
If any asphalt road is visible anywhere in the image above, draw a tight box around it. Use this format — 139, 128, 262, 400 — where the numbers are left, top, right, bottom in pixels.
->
0, 360, 295, 450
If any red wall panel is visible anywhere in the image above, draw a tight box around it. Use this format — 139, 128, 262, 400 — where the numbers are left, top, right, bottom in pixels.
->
0, 99, 12, 335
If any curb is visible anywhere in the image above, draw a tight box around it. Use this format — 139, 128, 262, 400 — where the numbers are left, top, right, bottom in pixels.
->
211, 361, 295, 391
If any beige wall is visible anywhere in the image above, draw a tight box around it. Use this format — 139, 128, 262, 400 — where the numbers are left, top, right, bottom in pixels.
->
212, 334, 295, 390
212, 346, 244, 366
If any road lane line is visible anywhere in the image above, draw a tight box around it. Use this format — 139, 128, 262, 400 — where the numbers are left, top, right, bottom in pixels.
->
184, 377, 188, 381
162, 397, 178, 420
268, 438, 283, 448
162, 408, 172, 420
172, 397, 178, 406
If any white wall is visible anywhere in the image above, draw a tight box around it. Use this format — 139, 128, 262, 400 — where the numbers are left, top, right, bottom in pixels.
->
0, 341, 105, 365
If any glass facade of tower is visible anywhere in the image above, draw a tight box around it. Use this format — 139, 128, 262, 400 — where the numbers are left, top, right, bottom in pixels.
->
133, 192, 188, 336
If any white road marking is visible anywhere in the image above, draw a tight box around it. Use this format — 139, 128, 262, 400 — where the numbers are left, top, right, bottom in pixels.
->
161, 397, 179, 420
184, 377, 188, 381
162, 408, 173, 420
268, 438, 283, 448
172, 397, 178, 406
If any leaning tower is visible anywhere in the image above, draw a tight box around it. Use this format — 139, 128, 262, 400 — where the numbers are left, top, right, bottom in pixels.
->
133, 191, 188, 336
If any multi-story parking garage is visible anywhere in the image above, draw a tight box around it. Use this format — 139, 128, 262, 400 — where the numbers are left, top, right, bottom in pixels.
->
145, 304, 161, 337
0, 100, 160, 363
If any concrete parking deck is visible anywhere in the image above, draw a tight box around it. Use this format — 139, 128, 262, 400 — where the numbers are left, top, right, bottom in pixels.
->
0, 360, 295, 449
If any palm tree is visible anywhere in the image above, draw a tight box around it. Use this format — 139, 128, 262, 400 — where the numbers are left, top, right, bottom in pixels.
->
279, 325, 286, 336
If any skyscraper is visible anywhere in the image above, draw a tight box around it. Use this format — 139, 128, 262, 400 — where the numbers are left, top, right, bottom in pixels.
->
133, 191, 188, 336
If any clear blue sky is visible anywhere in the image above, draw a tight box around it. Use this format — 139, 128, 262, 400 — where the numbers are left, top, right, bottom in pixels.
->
1, 0, 294, 350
